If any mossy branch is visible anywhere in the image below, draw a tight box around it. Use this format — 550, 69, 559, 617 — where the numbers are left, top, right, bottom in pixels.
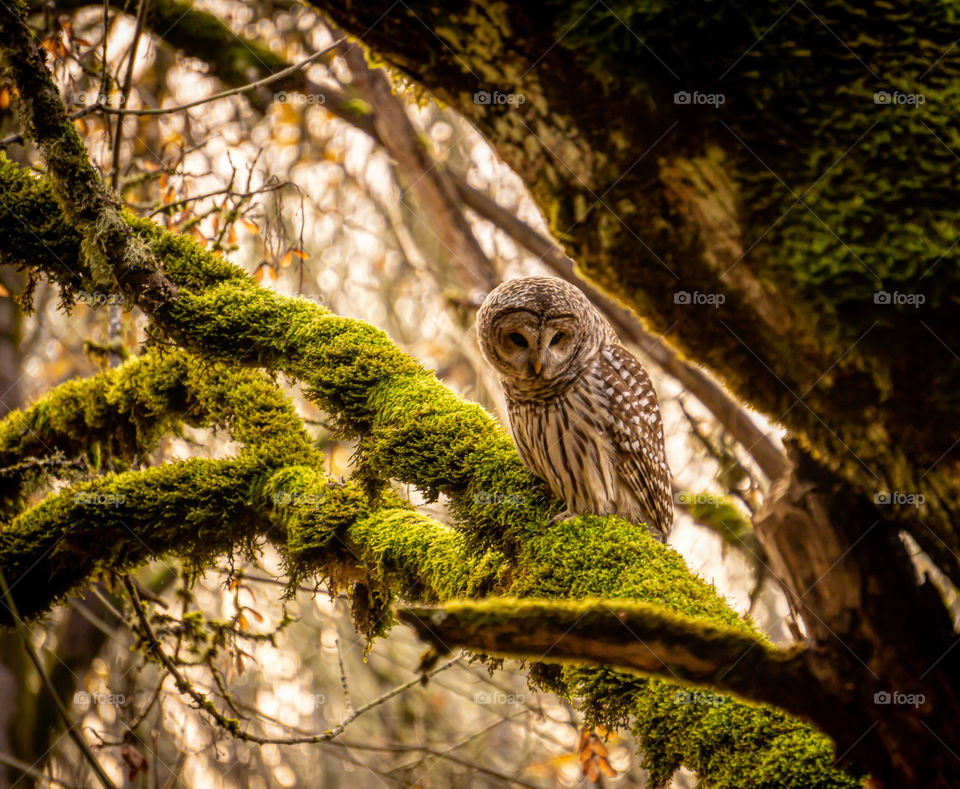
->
399, 598, 821, 720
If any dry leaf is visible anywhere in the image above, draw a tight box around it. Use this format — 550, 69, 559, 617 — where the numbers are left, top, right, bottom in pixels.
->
0, 281, 9, 298
240, 217, 260, 232
280, 250, 294, 268
0, 87, 9, 111
598, 756, 616, 777
121, 742, 149, 780
585, 760, 599, 782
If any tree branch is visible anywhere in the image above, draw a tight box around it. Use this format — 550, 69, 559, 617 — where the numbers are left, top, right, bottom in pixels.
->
399, 597, 822, 719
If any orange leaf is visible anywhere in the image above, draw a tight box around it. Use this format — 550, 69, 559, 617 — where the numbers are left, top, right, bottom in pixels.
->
279, 250, 294, 268
253, 263, 276, 285
588, 738, 608, 757
74, 117, 88, 135
0, 281, 10, 297
585, 760, 599, 782
598, 756, 617, 778
240, 218, 260, 233
290, 248, 308, 260
238, 613, 248, 631
0, 87, 9, 110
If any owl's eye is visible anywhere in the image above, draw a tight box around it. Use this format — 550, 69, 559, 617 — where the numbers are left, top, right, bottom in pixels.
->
550, 331, 565, 346
509, 332, 528, 348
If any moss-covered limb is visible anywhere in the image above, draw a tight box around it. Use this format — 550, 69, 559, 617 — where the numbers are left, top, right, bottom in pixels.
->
0, 458, 263, 620
0, 451, 494, 629
264, 465, 507, 636
0, 349, 317, 516
399, 598, 819, 718
0, 2, 177, 314
0, 347, 323, 618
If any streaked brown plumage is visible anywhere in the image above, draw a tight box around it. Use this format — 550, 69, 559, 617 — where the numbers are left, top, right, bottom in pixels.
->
477, 277, 673, 540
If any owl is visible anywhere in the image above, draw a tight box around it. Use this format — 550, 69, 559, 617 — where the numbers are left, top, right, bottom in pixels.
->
476, 276, 673, 540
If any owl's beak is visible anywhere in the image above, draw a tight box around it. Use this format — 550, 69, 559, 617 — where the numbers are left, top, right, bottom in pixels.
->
532, 358, 543, 375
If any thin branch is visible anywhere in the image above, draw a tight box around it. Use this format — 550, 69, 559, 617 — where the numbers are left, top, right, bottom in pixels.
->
0, 752, 85, 789
0, 569, 118, 789
98, 40, 345, 117
124, 576, 461, 745
334, 638, 354, 715
327, 736, 542, 789
109, 0, 148, 188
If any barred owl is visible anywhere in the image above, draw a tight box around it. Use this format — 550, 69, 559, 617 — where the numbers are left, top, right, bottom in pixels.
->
476, 277, 673, 540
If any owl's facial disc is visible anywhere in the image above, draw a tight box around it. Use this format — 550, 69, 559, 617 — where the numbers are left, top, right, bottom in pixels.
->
493, 311, 579, 381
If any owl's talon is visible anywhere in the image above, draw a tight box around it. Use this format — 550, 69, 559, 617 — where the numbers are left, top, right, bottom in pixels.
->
548, 509, 574, 527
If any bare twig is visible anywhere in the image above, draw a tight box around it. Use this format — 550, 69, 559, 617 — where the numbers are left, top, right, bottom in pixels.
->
99, 40, 345, 117
124, 576, 461, 745
0, 569, 118, 789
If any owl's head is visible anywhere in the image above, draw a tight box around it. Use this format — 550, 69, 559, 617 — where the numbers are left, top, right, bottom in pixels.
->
476, 277, 607, 390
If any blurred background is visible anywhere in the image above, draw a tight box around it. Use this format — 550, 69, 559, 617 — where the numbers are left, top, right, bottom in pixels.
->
0, 1, 798, 786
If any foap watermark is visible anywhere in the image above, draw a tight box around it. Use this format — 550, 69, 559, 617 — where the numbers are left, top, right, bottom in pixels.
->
874, 491, 925, 507
874, 690, 925, 708
473, 491, 526, 508
275, 91, 326, 105
74, 690, 127, 707
674, 290, 725, 308
74, 91, 128, 108
674, 90, 725, 107
675, 491, 722, 506
674, 690, 725, 706
305, 693, 326, 709
874, 290, 925, 308
272, 491, 323, 507
474, 691, 525, 705
473, 90, 526, 107
874, 90, 925, 107
77, 291, 126, 307
74, 492, 126, 507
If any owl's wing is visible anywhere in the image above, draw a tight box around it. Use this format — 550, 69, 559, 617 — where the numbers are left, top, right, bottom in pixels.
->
597, 343, 674, 538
